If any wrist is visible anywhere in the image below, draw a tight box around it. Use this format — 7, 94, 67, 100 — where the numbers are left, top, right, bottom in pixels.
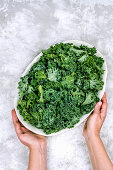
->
29, 147, 47, 158
85, 132, 100, 143
29, 142, 47, 155
28, 146, 47, 170
29, 144, 40, 150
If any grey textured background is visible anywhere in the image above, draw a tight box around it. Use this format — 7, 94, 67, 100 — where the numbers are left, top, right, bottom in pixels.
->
0, 0, 113, 170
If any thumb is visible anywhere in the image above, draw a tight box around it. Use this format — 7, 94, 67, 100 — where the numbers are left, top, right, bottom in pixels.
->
94, 101, 102, 114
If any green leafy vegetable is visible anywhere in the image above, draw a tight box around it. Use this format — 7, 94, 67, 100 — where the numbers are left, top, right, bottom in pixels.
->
17, 43, 104, 134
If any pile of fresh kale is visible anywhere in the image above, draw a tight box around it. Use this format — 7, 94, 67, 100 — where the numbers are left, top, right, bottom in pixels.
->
17, 43, 104, 134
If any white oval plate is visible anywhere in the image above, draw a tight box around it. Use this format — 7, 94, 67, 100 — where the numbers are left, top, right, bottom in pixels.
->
14, 40, 107, 136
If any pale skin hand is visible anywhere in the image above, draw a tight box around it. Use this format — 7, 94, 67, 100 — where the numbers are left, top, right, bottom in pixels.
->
83, 92, 107, 139
83, 92, 113, 170
12, 109, 47, 170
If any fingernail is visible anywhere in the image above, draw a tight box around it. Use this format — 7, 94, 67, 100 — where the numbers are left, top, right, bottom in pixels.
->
98, 101, 102, 106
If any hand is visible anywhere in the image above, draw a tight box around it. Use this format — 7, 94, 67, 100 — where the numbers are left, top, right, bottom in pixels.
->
83, 92, 107, 140
12, 109, 47, 153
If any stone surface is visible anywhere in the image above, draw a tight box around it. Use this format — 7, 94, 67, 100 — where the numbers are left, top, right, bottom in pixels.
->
0, 0, 113, 170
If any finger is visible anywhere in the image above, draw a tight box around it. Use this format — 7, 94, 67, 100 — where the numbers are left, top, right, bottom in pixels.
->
83, 121, 87, 130
102, 92, 106, 99
18, 119, 30, 132
12, 109, 18, 124
101, 92, 107, 111
18, 120, 25, 127
100, 92, 107, 120
12, 109, 23, 136
94, 101, 102, 115
21, 127, 29, 133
